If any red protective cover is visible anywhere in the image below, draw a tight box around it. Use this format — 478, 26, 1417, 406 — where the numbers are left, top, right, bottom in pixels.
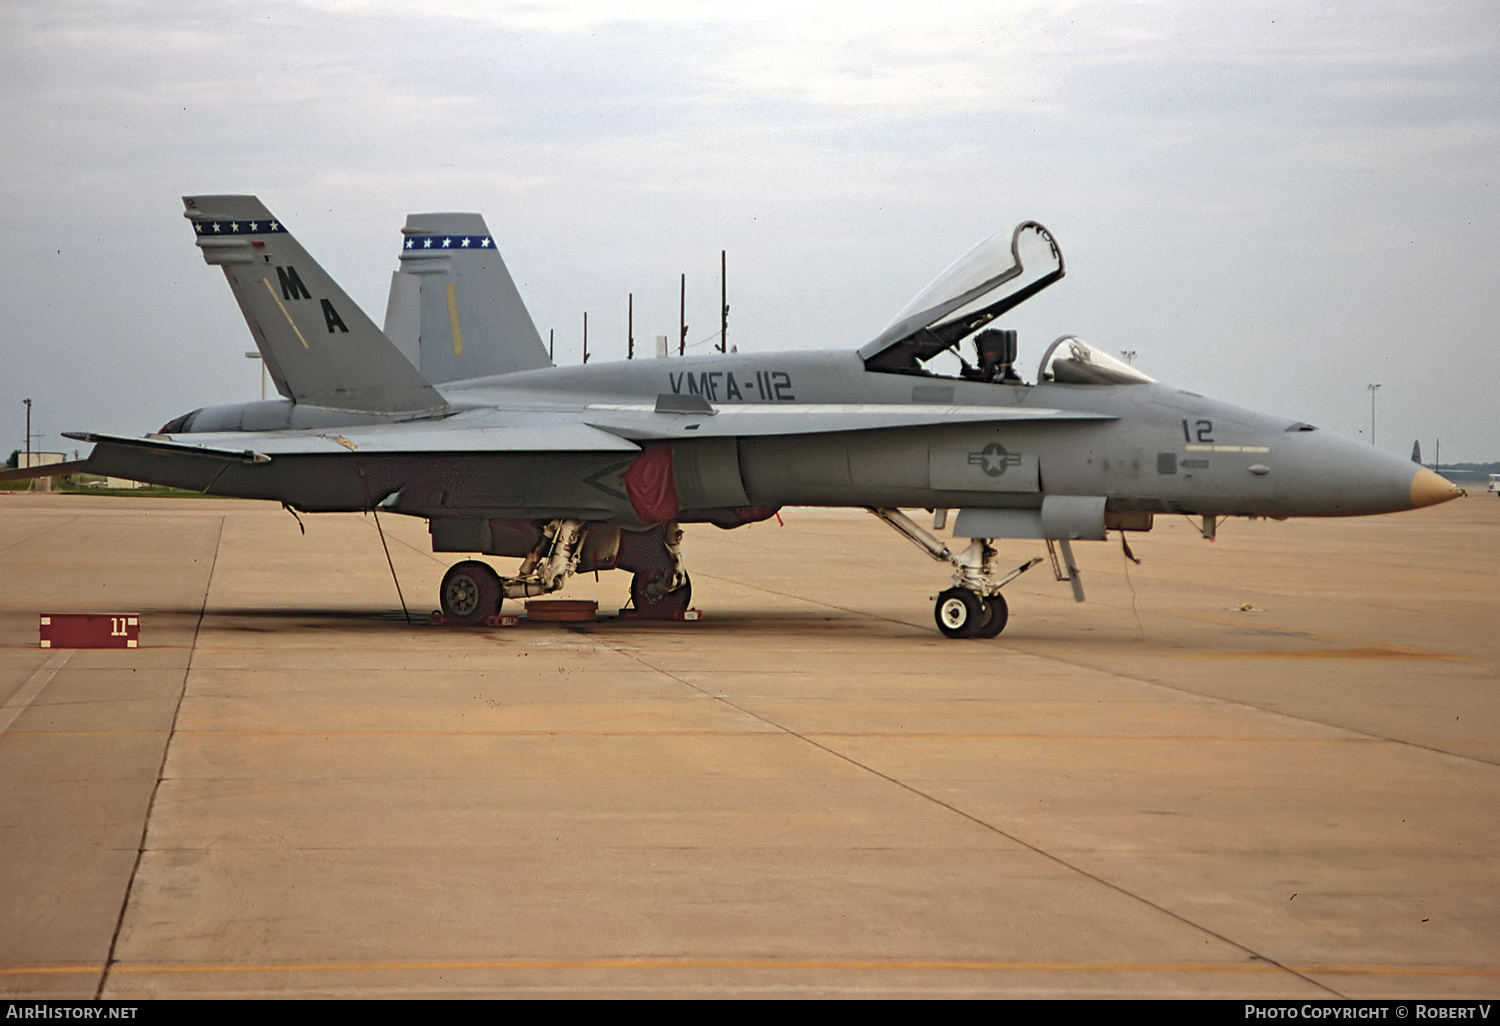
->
621, 444, 680, 524
39, 613, 140, 649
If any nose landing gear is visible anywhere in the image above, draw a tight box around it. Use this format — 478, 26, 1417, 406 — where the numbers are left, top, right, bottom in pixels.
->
868, 507, 1036, 640
935, 588, 1009, 639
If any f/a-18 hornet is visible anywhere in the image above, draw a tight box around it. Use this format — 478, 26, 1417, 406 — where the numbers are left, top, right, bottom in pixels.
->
8, 196, 1460, 637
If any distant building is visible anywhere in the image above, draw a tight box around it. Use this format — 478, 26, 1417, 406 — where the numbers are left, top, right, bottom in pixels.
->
2, 452, 148, 492
19, 451, 66, 468
11, 452, 67, 492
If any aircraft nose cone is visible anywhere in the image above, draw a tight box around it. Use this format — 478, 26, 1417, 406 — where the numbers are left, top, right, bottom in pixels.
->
1410, 467, 1462, 509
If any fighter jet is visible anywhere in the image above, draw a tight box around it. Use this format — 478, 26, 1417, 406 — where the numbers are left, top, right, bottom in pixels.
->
3, 196, 1461, 638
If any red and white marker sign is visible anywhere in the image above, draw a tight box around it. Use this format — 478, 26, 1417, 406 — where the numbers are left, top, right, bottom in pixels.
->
39, 614, 140, 649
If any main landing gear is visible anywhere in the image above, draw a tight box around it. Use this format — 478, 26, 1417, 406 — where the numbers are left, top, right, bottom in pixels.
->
867, 508, 1040, 641
440, 560, 503, 626
629, 571, 693, 617
618, 522, 692, 619
438, 519, 589, 625
436, 519, 695, 625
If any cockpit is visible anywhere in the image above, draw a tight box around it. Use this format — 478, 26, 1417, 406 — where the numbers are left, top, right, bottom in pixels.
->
859, 221, 1153, 388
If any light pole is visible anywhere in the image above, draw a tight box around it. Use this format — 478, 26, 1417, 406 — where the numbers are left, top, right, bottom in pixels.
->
1367, 383, 1381, 446
23, 398, 31, 467
1119, 350, 1138, 366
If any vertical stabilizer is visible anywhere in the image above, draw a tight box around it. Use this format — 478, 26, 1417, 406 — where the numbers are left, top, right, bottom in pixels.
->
184, 196, 447, 414
385, 213, 553, 383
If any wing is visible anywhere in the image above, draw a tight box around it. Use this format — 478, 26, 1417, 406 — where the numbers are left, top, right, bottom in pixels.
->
60, 419, 644, 516
581, 401, 1113, 440
66, 419, 638, 461
59, 401, 1107, 519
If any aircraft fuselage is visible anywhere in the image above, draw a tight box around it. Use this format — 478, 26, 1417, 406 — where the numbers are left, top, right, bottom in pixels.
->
147, 347, 1442, 526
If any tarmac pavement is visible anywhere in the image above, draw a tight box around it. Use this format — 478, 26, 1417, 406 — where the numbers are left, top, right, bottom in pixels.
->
1, 493, 1496, 998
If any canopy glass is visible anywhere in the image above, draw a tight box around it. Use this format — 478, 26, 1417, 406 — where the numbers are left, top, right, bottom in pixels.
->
1037, 336, 1155, 385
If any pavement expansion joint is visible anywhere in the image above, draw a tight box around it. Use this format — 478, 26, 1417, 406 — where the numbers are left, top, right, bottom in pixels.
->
95, 515, 224, 1001
578, 628, 1345, 1000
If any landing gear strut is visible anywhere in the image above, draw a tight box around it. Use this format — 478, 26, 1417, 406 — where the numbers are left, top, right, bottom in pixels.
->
438, 519, 589, 625
436, 519, 698, 626
868, 508, 1036, 640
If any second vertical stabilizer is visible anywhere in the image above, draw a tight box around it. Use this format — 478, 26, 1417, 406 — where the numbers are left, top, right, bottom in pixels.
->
384, 213, 553, 383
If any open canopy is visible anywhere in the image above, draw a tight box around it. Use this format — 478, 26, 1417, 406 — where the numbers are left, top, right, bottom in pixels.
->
861, 221, 1065, 372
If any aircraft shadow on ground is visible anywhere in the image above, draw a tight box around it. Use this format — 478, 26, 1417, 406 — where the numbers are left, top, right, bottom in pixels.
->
182, 605, 932, 638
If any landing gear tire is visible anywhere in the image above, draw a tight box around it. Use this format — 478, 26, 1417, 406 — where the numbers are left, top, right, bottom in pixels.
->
630, 571, 692, 618
935, 588, 985, 639
441, 560, 502, 626
971, 592, 1009, 638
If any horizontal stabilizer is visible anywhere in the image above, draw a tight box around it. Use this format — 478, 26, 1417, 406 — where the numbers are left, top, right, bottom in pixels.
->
62, 431, 272, 463
0, 459, 94, 484
58, 433, 267, 494
184, 195, 448, 414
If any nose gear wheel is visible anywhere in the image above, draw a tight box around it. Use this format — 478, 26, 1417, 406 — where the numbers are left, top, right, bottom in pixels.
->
971, 592, 1008, 638
935, 588, 1009, 639
935, 588, 982, 638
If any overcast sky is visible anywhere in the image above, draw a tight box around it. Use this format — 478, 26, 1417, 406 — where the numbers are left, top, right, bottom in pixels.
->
3, 0, 1496, 461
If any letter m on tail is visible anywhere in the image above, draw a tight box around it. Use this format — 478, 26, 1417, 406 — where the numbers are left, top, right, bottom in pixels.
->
276, 265, 312, 301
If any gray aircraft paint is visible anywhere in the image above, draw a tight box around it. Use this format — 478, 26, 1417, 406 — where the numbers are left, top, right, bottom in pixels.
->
383, 212, 552, 383
42, 200, 1455, 567
183, 196, 446, 416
